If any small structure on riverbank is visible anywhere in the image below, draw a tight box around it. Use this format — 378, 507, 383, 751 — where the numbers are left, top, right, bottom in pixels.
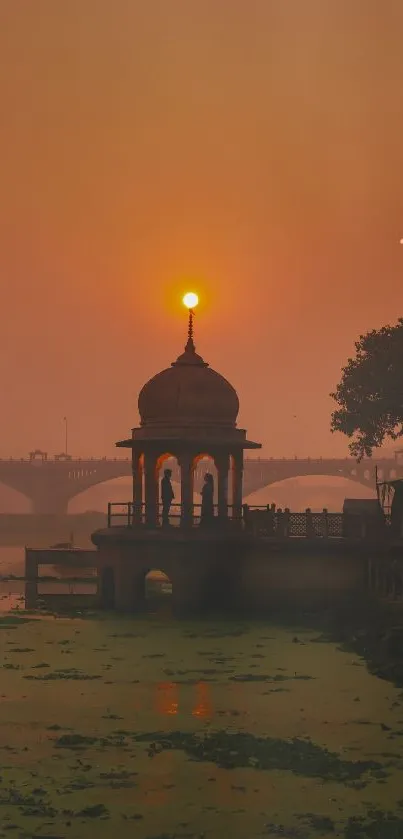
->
377, 476, 403, 538
342, 498, 384, 540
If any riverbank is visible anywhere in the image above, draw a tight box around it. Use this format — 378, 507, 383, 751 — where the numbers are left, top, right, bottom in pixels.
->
330, 604, 403, 691
263, 600, 403, 692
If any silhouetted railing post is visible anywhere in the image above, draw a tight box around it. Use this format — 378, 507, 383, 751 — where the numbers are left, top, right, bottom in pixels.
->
284, 507, 290, 537
265, 504, 275, 536
306, 508, 315, 538
107, 503, 111, 528
276, 509, 284, 537
323, 508, 328, 538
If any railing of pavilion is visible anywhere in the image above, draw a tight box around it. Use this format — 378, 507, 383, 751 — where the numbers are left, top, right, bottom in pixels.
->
243, 506, 344, 538
107, 503, 241, 528
107, 502, 390, 538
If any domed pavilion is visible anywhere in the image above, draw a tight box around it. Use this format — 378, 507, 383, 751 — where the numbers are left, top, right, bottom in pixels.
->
115, 302, 261, 529
89, 300, 369, 616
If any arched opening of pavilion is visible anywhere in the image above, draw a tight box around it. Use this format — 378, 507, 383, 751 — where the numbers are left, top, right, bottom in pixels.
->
192, 454, 217, 523
155, 453, 181, 526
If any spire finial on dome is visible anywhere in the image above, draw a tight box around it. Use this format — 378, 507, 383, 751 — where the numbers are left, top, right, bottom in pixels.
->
182, 292, 199, 354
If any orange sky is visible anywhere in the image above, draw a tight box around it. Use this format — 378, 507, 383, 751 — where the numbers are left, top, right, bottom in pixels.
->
1, 1, 403, 459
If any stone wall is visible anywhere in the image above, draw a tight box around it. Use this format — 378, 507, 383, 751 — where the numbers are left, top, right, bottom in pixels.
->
237, 549, 368, 611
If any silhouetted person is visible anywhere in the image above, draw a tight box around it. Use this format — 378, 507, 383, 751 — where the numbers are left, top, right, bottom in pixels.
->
161, 469, 174, 526
200, 473, 214, 526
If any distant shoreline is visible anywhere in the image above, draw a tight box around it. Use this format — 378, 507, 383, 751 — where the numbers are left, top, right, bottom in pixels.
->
0, 512, 107, 547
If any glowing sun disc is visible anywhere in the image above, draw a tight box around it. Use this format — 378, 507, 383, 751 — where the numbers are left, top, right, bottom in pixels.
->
183, 292, 199, 309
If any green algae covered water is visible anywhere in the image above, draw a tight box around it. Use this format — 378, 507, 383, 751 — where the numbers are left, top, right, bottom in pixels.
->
1, 548, 403, 837
1, 608, 403, 839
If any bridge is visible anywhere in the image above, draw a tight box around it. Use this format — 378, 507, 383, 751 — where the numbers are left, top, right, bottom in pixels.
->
0, 452, 400, 515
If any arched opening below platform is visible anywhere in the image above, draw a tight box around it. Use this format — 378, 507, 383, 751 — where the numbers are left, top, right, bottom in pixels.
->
143, 569, 173, 613
100, 566, 115, 609
145, 569, 172, 600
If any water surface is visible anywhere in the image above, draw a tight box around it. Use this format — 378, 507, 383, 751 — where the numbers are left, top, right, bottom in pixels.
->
0, 548, 402, 838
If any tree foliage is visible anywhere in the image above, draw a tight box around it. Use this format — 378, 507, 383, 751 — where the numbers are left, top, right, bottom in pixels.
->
330, 318, 403, 460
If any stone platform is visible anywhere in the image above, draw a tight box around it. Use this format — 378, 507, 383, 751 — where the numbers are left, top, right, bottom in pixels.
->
90, 526, 381, 615
24, 529, 403, 615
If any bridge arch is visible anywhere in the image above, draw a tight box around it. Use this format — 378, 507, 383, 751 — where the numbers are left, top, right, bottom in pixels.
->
67, 476, 134, 513
245, 474, 377, 511
0, 482, 32, 512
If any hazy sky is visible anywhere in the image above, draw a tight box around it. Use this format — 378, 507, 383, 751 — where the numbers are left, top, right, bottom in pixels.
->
1, 1, 403, 459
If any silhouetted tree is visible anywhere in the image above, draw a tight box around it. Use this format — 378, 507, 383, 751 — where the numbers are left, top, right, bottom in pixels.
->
330, 318, 403, 460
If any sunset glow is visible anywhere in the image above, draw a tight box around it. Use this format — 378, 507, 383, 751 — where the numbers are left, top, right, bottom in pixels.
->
1, 4, 403, 459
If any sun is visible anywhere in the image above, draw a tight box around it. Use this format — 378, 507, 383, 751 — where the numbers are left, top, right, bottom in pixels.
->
182, 292, 199, 309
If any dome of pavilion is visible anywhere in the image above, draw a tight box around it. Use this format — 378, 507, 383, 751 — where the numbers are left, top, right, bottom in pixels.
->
138, 337, 239, 429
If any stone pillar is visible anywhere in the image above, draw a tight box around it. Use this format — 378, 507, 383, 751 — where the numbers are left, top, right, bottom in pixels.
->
132, 451, 143, 524
115, 567, 139, 611
172, 544, 205, 615
215, 453, 230, 521
179, 453, 194, 528
144, 452, 158, 528
231, 451, 244, 521
132, 573, 146, 612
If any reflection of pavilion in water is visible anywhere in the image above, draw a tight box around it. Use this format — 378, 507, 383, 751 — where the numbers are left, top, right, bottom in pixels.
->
154, 680, 213, 720
142, 679, 248, 812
